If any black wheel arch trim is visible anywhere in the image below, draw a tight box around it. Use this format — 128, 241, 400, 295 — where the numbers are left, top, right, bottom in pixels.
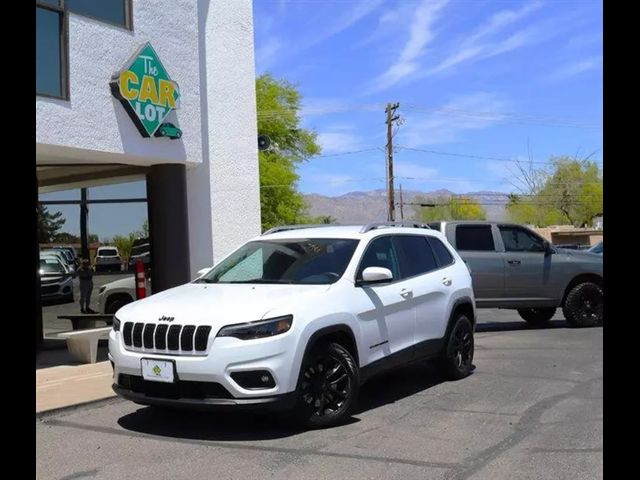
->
561, 273, 603, 306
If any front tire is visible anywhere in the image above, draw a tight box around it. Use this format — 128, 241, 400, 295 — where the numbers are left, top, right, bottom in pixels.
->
439, 314, 474, 380
562, 282, 603, 327
294, 342, 359, 429
517, 307, 556, 326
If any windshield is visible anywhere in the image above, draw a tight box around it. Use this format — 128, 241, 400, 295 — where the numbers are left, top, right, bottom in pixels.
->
198, 238, 359, 285
40, 259, 65, 273
590, 242, 603, 254
99, 249, 118, 256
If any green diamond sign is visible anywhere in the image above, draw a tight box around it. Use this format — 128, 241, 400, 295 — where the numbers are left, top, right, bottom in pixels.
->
110, 43, 181, 138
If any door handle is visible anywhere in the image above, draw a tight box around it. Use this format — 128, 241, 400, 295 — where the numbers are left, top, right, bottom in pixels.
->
507, 260, 521, 265
400, 288, 413, 298
442, 277, 452, 286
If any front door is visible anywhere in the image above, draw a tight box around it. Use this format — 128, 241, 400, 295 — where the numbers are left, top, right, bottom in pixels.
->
497, 225, 555, 301
352, 236, 416, 366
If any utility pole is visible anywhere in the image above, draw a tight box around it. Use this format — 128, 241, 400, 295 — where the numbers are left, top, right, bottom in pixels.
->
399, 184, 404, 220
385, 102, 400, 221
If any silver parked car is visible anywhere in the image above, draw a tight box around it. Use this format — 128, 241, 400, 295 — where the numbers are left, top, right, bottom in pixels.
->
428, 221, 603, 328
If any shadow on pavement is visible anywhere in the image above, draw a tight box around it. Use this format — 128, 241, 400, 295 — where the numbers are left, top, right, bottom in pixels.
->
116, 362, 447, 441
475, 319, 568, 333
36, 342, 109, 369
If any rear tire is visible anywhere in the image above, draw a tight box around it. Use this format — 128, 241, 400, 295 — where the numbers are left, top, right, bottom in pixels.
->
293, 342, 359, 429
439, 314, 474, 380
517, 307, 556, 326
562, 282, 603, 328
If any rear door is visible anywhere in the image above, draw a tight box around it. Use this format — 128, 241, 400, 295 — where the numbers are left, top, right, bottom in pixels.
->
394, 235, 452, 349
450, 224, 505, 303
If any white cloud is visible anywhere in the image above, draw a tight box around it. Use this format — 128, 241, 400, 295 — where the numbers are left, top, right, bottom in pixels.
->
394, 162, 439, 181
544, 56, 602, 83
402, 92, 510, 147
295, 0, 385, 53
317, 129, 366, 154
255, 37, 282, 72
427, 1, 543, 75
366, 0, 449, 93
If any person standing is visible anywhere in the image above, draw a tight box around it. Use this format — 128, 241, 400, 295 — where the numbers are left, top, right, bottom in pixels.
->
77, 258, 96, 314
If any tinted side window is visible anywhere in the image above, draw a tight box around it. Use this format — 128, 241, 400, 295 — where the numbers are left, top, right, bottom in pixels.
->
499, 226, 545, 252
428, 237, 455, 266
455, 226, 495, 251
394, 236, 439, 278
357, 237, 401, 280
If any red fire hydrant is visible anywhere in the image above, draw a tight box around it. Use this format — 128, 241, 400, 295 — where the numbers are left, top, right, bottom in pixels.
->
135, 260, 146, 299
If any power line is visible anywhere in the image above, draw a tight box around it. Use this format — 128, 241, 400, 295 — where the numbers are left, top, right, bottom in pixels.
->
397, 146, 603, 166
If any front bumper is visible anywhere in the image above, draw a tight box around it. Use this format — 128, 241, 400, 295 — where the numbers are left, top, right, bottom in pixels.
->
109, 325, 301, 409
112, 383, 296, 411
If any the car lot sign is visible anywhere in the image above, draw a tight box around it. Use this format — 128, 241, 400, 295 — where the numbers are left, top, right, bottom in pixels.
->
110, 43, 181, 138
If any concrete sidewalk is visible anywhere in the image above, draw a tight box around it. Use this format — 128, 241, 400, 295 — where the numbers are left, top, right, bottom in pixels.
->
36, 360, 116, 414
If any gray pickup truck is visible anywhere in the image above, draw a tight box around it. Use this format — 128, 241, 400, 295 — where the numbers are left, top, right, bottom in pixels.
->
428, 221, 603, 327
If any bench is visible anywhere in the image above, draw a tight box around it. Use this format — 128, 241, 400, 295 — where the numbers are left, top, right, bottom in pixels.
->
58, 314, 114, 331
57, 327, 112, 364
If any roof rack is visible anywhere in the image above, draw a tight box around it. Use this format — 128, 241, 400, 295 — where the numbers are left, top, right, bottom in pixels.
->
262, 224, 336, 235
360, 221, 431, 233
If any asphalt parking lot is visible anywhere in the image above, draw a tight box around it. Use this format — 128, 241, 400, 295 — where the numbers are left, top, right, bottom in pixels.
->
36, 309, 603, 480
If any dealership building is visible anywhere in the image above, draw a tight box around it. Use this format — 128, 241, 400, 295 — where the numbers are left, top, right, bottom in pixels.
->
36, 1, 261, 348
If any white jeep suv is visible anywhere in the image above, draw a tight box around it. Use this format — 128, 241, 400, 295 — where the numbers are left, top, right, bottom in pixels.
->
109, 223, 476, 428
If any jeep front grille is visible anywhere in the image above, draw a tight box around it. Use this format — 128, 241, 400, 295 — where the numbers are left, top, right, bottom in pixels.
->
122, 322, 212, 356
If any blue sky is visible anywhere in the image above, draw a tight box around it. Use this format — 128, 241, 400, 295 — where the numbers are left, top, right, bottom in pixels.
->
254, 0, 602, 196
41, 0, 602, 239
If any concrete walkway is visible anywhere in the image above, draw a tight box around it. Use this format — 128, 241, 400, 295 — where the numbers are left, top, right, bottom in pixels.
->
36, 360, 116, 414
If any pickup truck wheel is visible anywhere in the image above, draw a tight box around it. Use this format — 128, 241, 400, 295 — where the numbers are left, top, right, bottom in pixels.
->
294, 342, 359, 429
517, 308, 556, 326
562, 282, 603, 328
439, 314, 474, 380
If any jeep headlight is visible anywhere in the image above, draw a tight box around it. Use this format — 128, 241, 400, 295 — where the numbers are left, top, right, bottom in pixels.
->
113, 316, 121, 332
216, 315, 293, 340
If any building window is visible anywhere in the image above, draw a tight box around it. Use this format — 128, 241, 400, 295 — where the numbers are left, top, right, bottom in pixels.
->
36, 3, 66, 99
66, 0, 131, 29
36, 1, 132, 100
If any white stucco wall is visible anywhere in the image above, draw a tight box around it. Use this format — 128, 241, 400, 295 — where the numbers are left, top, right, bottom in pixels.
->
187, 0, 262, 273
36, 0, 203, 167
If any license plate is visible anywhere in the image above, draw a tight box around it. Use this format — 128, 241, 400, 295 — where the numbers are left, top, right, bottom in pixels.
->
141, 358, 175, 383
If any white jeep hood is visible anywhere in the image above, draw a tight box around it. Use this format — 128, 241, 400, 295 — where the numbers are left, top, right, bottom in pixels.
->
116, 282, 332, 328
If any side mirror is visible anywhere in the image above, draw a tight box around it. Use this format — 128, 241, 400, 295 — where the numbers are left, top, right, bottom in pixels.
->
360, 266, 393, 285
543, 240, 553, 254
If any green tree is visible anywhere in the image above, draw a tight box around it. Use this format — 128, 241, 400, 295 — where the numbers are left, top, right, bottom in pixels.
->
37, 204, 65, 243
256, 74, 321, 230
141, 219, 149, 237
112, 234, 137, 263
413, 196, 486, 222
301, 215, 337, 225
507, 157, 603, 227
53, 232, 80, 243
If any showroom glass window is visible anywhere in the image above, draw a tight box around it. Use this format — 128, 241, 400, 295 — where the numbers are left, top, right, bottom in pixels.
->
36, 1, 132, 100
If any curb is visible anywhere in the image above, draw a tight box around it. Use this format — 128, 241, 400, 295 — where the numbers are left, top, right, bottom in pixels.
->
36, 395, 121, 421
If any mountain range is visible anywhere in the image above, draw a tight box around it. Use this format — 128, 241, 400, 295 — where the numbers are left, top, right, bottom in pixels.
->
303, 189, 510, 223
